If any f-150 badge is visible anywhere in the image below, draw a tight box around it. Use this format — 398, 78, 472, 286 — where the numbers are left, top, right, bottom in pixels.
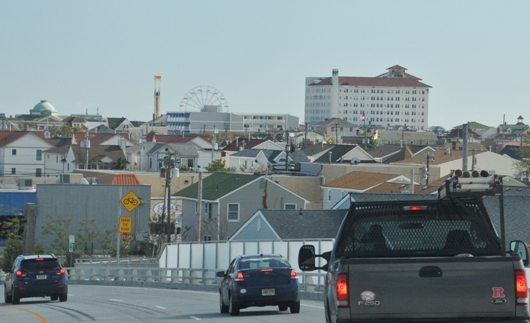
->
491, 287, 506, 304
358, 291, 380, 306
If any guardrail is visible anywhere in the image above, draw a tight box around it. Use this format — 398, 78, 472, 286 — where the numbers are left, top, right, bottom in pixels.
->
61, 266, 327, 293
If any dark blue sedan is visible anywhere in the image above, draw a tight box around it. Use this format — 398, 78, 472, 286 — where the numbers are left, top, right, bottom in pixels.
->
217, 254, 300, 316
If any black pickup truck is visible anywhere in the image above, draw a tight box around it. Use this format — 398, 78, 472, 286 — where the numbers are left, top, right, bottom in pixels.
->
299, 172, 530, 323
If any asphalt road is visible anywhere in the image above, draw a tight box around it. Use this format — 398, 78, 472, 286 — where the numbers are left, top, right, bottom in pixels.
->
1, 285, 326, 323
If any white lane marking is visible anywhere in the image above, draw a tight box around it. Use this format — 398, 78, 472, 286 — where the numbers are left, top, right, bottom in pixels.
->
302, 304, 325, 309
110, 299, 124, 302
156, 306, 167, 309
190, 316, 201, 320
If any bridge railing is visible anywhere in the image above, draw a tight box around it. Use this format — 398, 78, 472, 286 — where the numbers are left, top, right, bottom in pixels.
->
59, 266, 327, 292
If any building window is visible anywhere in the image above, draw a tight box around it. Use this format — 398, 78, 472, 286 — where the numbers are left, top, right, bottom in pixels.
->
284, 203, 297, 210
36, 168, 42, 177
36, 150, 42, 161
228, 203, 239, 222
12, 149, 16, 155
11, 168, 16, 175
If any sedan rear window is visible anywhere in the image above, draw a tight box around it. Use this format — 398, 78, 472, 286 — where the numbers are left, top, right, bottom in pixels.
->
239, 257, 290, 269
21, 259, 60, 270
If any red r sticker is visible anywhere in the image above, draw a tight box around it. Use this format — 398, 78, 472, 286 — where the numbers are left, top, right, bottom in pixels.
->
492, 287, 505, 298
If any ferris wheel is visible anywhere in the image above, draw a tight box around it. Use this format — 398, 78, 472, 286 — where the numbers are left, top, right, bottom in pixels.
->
179, 86, 229, 112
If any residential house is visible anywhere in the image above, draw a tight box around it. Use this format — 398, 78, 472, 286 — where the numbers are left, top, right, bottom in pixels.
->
173, 172, 309, 242
393, 148, 520, 180
304, 144, 374, 164
0, 131, 54, 177
145, 131, 221, 168
321, 171, 419, 209
126, 142, 199, 172
107, 117, 136, 132
313, 118, 359, 142
230, 209, 347, 241
229, 149, 309, 173
44, 132, 132, 174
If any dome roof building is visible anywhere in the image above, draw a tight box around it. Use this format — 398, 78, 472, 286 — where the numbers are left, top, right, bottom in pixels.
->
30, 100, 59, 116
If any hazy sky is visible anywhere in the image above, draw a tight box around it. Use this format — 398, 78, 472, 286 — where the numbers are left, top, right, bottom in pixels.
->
1, 0, 529, 130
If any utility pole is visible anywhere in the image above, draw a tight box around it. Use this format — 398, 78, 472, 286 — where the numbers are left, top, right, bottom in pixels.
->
285, 131, 289, 171
196, 171, 203, 242
303, 121, 308, 149
333, 121, 340, 144
161, 149, 178, 244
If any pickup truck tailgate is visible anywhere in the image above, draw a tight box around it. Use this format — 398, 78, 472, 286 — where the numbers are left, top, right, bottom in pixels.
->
348, 256, 516, 321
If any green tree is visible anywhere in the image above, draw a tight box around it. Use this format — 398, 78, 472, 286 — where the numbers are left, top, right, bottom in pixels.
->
112, 157, 128, 170
61, 124, 74, 137
39, 214, 74, 255
0, 217, 23, 269
326, 137, 336, 144
206, 159, 234, 172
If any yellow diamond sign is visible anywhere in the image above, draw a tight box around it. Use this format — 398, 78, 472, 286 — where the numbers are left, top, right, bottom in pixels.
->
121, 190, 141, 212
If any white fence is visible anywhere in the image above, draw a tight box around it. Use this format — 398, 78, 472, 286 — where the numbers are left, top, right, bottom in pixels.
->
158, 239, 333, 290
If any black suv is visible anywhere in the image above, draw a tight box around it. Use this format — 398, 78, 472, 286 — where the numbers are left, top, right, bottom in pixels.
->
3, 254, 68, 304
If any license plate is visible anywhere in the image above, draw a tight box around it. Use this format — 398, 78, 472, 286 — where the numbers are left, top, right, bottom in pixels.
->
262, 288, 275, 296
36, 274, 47, 280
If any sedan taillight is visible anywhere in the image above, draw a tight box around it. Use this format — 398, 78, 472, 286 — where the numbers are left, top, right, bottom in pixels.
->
15, 270, 27, 277
235, 272, 244, 281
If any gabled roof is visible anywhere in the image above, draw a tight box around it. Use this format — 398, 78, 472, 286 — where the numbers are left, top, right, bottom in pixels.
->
313, 145, 360, 163
145, 131, 210, 144
107, 117, 127, 129
173, 173, 261, 200
70, 145, 125, 164
233, 209, 347, 240
0, 131, 54, 147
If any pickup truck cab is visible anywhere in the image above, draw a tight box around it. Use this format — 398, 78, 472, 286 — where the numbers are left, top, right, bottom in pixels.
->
299, 172, 530, 323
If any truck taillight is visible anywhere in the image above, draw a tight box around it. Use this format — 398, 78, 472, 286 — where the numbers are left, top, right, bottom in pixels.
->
515, 270, 528, 305
336, 273, 349, 307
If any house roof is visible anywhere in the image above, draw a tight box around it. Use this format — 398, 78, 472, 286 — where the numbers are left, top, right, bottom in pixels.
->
323, 172, 397, 190
314, 118, 357, 128
72, 132, 130, 145
72, 170, 140, 185
145, 131, 210, 144
173, 172, 261, 200
70, 145, 126, 165
259, 209, 347, 239
107, 117, 127, 129
223, 137, 276, 152
0, 131, 53, 147
313, 145, 360, 164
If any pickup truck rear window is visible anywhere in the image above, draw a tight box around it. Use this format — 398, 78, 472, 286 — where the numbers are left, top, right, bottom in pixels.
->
336, 201, 502, 258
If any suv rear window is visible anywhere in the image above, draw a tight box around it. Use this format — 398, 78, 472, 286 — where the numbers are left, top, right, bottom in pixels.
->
21, 259, 60, 270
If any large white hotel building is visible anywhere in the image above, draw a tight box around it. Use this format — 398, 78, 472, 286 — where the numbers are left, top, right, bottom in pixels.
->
305, 65, 431, 130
